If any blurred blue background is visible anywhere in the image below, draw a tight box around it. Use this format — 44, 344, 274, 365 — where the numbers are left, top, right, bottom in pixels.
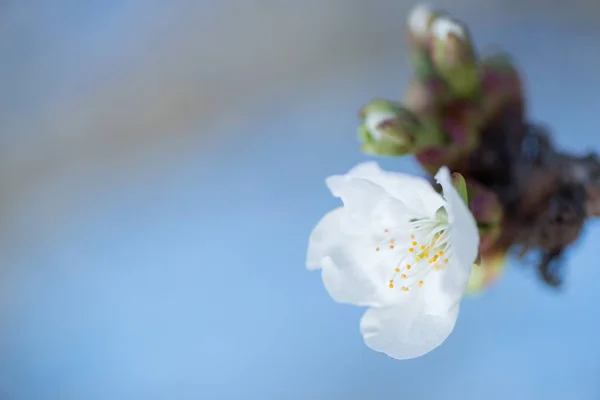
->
1, 1, 600, 399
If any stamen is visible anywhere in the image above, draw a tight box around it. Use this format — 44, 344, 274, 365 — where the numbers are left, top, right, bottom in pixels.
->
375, 247, 380, 252
382, 215, 454, 293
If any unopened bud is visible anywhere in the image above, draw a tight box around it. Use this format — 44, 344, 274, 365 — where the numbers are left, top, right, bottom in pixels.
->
358, 100, 420, 156
430, 16, 479, 98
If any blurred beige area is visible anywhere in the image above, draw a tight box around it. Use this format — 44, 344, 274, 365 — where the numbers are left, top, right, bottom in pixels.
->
0, 0, 599, 238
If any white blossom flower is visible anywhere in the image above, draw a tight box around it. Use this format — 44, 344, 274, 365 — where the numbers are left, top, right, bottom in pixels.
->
307, 162, 479, 360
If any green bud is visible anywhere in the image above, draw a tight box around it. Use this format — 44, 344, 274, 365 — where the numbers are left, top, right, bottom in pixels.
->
357, 99, 419, 156
429, 16, 479, 98
358, 98, 403, 119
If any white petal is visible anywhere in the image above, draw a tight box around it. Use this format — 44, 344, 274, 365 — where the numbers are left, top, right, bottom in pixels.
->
424, 167, 479, 313
306, 207, 398, 307
306, 207, 346, 271
360, 302, 460, 360
422, 260, 471, 314
346, 162, 444, 216
435, 167, 479, 270
325, 174, 409, 230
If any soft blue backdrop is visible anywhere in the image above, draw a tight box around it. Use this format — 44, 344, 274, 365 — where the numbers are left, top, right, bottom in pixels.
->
1, 2, 600, 399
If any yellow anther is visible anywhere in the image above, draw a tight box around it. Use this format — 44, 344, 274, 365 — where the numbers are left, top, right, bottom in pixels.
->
401, 287, 409, 292
418, 281, 424, 287
444, 258, 449, 263
389, 245, 395, 249
401, 274, 407, 279
375, 247, 380, 252
406, 265, 412, 270
395, 267, 400, 273
420, 245, 425, 250
432, 255, 439, 262
438, 250, 444, 255
389, 283, 394, 289
408, 248, 414, 253
411, 241, 417, 246
411, 234, 415, 239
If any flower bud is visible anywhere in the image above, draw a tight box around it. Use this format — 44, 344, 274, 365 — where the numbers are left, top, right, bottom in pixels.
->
358, 100, 420, 156
429, 16, 479, 98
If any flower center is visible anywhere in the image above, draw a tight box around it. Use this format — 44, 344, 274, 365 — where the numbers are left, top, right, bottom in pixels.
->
375, 213, 452, 292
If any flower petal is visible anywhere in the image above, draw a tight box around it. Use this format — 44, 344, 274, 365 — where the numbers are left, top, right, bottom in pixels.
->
346, 162, 444, 216
422, 167, 479, 313
360, 302, 460, 360
435, 166, 479, 270
325, 173, 409, 231
306, 207, 346, 271
306, 207, 399, 307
